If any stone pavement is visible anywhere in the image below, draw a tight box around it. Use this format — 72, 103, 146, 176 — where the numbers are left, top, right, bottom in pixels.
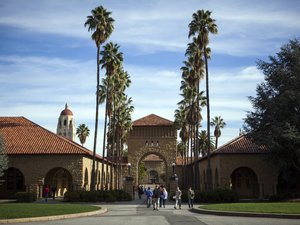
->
1, 194, 300, 225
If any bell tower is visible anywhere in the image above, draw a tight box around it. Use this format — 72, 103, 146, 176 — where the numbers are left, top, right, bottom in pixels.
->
57, 103, 76, 141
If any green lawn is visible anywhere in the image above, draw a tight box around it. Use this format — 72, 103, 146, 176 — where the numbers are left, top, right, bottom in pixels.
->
201, 202, 300, 214
0, 203, 100, 219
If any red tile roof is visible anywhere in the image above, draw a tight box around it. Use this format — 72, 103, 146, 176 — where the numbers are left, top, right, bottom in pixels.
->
0, 117, 101, 158
133, 114, 173, 126
212, 135, 269, 155
143, 154, 163, 162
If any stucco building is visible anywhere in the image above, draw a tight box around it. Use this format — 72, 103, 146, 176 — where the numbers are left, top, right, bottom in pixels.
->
0, 115, 113, 199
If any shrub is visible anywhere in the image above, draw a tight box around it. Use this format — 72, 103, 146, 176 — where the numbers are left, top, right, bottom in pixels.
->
64, 189, 131, 202
15, 192, 36, 202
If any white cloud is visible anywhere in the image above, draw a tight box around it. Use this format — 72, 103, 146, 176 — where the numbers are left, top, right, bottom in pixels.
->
0, 0, 299, 56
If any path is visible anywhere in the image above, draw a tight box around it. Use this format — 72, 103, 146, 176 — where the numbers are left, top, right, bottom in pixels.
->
11, 195, 300, 225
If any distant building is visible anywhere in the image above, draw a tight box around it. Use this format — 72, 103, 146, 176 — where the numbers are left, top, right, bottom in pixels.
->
56, 103, 76, 141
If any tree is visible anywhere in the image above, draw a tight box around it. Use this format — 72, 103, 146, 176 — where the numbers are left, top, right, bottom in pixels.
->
244, 39, 300, 172
198, 130, 215, 157
210, 116, 226, 149
85, 5, 114, 191
0, 135, 8, 184
188, 9, 218, 191
76, 124, 90, 146
100, 42, 123, 189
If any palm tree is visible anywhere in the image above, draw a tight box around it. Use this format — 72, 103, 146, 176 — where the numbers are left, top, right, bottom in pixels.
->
85, 5, 114, 191
198, 130, 215, 157
100, 42, 123, 190
188, 9, 218, 191
210, 116, 226, 149
76, 124, 90, 146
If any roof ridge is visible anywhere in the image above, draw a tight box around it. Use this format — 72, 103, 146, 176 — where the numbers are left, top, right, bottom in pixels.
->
0, 116, 103, 159
22, 117, 97, 156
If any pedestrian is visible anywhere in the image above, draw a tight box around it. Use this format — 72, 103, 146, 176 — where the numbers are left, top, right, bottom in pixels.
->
159, 185, 164, 208
51, 186, 57, 200
188, 187, 195, 208
174, 186, 182, 209
138, 185, 144, 199
152, 185, 159, 210
145, 187, 153, 208
162, 187, 168, 208
44, 185, 49, 202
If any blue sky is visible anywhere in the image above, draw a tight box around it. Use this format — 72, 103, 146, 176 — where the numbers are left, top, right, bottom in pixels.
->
0, 0, 299, 153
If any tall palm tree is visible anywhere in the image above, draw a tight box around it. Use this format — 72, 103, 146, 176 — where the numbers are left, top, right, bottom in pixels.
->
210, 116, 226, 149
188, 9, 218, 191
76, 124, 90, 146
100, 42, 123, 190
85, 5, 114, 191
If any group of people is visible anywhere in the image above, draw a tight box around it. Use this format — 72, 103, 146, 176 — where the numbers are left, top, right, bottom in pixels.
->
138, 185, 195, 210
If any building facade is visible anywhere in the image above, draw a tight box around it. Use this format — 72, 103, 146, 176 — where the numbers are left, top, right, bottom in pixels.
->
0, 117, 113, 199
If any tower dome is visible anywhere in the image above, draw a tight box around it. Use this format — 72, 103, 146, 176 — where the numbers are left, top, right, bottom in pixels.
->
57, 103, 76, 141
60, 103, 73, 116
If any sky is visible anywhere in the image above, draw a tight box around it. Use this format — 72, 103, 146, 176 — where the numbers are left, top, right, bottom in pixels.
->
0, 0, 299, 154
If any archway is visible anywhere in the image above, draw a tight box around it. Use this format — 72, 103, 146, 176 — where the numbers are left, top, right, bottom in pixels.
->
0, 167, 25, 199
137, 152, 168, 186
230, 167, 259, 198
44, 167, 73, 197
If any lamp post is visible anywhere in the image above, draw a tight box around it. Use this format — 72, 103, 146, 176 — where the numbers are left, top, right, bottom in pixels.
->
127, 163, 131, 176
172, 162, 176, 175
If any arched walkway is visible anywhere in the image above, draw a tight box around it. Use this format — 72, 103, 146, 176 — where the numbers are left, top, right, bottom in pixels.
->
44, 167, 73, 197
230, 167, 259, 198
137, 152, 168, 186
0, 167, 25, 198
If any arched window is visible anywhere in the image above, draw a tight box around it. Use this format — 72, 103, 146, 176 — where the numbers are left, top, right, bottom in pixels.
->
230, 167, 259, 198
0, 167, 25, 198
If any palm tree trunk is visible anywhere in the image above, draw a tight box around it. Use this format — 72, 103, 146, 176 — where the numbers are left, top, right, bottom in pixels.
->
91, 45, 100, 191
215, 136, 218, 149
101, 97, 109, 190
204, 48, 213, 191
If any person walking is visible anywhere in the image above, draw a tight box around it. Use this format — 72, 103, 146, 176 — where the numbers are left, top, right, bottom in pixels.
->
145, 187, 153, 208
138, 185, 144, 200
44, 185, 49, 202
162, 187, 168, 208
174, 186, 182, 209
188, 187, 195, 208
51, 186, 57, 200
152, 185, 159, 210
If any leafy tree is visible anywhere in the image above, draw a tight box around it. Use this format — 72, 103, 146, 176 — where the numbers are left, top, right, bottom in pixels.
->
210, 116, 226, 149
244, 39, 300, 172
0, 135, 8, 184
138, 162, 147, 182
76, 124, 90, 146
85, 5, 114, 191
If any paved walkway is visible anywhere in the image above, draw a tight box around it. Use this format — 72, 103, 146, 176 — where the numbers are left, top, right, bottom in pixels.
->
1, 195, 299, 225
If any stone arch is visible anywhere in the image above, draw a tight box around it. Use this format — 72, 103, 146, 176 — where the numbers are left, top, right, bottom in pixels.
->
135, 150, 169, 186
0, 167, 25, 198
44, 167, 73, 197
230, 167, 259, 198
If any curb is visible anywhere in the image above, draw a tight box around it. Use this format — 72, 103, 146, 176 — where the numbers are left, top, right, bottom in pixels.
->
0, 208, 107, 224
191, 207, 300, 219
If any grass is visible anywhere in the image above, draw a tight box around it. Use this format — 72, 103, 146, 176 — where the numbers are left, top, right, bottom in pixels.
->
200, 202, 300, 214
0, 203, 100, 219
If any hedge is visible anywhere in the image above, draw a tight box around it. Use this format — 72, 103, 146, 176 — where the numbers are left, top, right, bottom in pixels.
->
15, 192, 37, 202
64, 189, 131, 202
